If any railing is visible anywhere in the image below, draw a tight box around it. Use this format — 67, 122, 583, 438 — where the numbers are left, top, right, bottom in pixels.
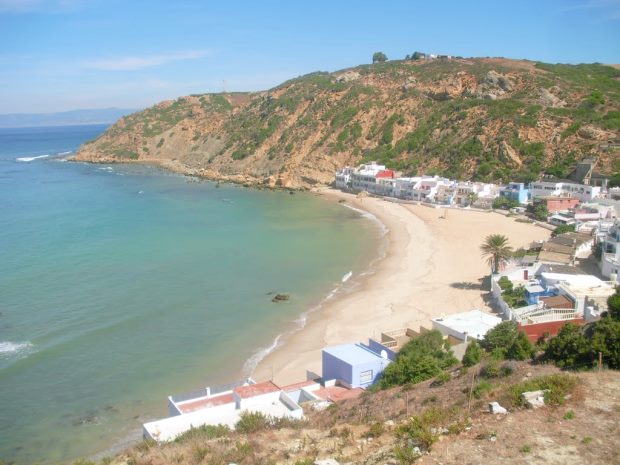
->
210, 379, 249, 396
602, 253, 620, 267
515, 307, 578, 324
169, 388, 209, 405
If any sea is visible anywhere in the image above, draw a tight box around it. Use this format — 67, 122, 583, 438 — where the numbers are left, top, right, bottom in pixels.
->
0, 125, 380, 464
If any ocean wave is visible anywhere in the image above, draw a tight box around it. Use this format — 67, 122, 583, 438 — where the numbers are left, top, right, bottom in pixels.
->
341, 271, 353, 283
98, 166, 114, 171
16, 155, 49, 162
242, 334, 282, 375
58, 151, 72, 155
0, 340, 34, 358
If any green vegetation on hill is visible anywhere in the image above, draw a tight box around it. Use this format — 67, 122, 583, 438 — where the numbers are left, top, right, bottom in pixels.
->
544, 288, 620, 369
77, 58, 620, 186
376, 330, 458, 389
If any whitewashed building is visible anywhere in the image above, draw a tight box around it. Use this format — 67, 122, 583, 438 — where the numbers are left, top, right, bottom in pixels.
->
335, 167, 354, 189
601, 219, 620, 280
432, 310, 502, 341
530, 180, 602, 202
143, 379, 307, 442
349, 162, 397, 196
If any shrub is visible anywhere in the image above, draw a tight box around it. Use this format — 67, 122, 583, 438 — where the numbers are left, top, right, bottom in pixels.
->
608, 287, 620, 320
432, 371, 451, 386
395, 416, 438, 452
472, 380, 494, 399
462, 340, 483, 367
378, 330, 458, 388
544, 323, 592, 369
493, 196, 520, 210
588, 316, 620, 369
502, 285, 528, 308
235, 411, 270, 433
507, 373, 577, 407
372, 51, 388, 63
174, 424, 230, 443
363, 422, 385, 438
551, 224, 576, 237
564, 409, 575, 420
480, 359, 502, 378
482, 321, 533, 360
497, 276, 513, 291
506, 332, 535, 361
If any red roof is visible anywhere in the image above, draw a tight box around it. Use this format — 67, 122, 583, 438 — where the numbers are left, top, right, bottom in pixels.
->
178, 393, 234, 413
376, 170, 395, 179
281, 380, 317, 392
518, 318, 584, 343
313, 386, 364, 402
234, 381, 280, 399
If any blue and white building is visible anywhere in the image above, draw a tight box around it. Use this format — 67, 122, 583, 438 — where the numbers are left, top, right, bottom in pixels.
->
322, 343, 391, 389
499, 182, 530, 204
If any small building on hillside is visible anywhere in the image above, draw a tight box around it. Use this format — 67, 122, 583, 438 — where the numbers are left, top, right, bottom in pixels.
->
375, 169, 397, 197
538, 232, 593, 265
601, 219, 620, 280
500, 182, 530, 204
322, 343, 391, 389
535, 196, 581, 214
530, 179, 602, 203
335, 167, 354, 189
431, 310, 502, 342
143, 379, 306, 442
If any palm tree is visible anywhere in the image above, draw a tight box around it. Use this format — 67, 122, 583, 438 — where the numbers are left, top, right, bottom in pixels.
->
480, 234, 513, 274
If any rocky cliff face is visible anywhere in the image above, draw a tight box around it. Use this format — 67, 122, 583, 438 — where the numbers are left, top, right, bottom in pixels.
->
75, 58, 620, 187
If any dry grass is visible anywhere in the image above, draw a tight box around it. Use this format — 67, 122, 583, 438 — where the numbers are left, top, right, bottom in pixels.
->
84, 364, 619, 465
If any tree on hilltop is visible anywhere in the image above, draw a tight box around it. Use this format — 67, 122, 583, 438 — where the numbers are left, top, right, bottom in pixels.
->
372, 51, 387, 63
480, 234, 513, 273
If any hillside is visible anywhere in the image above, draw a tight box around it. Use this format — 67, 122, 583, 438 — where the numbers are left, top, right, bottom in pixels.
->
98, 363, 619, 465
74, 58, 620, 188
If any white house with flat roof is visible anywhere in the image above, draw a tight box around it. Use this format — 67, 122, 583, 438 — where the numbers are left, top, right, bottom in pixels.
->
530, 180, 602, 202
143, 379, 305, 442
431, 310, 502, 341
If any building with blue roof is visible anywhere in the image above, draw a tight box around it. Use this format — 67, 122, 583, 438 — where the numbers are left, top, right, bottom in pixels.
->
322, 343, 391, 388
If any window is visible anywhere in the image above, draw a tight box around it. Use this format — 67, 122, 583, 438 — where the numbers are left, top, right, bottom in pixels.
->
360, 370, 373, 384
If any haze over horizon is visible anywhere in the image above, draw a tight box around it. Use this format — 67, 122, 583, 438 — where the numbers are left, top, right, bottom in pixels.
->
1, 0, 619, 113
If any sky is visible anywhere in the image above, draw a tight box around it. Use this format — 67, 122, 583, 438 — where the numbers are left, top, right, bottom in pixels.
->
1, 0, 619, 113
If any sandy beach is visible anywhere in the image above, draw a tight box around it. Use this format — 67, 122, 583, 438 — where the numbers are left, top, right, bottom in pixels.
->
253, 189, 550, 385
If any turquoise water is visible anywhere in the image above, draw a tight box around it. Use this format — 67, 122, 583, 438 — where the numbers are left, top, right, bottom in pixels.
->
0, 126, 379, 464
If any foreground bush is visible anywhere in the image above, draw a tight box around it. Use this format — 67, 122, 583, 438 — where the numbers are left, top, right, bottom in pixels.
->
174, 423, 230, 443
507, 373, 577, 407
377, 330, 457, 388
235, 411, 271, 434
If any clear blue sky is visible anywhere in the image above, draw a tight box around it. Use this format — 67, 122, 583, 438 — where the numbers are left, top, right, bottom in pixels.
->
1, 0, 619, 113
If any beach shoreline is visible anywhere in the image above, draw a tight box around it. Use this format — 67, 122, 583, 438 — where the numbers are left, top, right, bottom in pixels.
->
252, 189, 551, 386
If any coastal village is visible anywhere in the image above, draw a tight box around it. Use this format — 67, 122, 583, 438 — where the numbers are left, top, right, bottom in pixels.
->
142, 156, 619, 445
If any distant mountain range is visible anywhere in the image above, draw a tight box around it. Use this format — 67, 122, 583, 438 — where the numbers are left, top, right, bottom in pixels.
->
0, 108, 138, 128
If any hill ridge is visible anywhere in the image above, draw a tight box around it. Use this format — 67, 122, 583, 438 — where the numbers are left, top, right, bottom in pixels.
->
74, 58, 620, 188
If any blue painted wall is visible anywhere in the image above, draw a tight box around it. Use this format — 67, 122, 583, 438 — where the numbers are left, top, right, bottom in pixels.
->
322, 345, 391, 388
